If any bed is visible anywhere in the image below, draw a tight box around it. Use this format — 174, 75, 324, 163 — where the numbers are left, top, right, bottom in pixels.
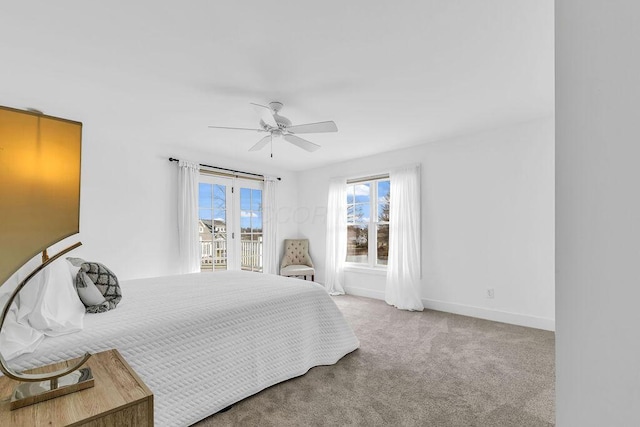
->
6, 270, 359, 426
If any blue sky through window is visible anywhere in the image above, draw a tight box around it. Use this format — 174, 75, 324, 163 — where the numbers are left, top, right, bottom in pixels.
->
347, 180, 390, 224
199, 184, 262, 230
347, 183, 371, 223
240, 188, 262, 230
378, 180, 390, 199
199, 183, 228, 222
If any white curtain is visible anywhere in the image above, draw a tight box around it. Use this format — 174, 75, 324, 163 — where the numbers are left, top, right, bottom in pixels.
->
262, 176, 278, 274
177, 160, 201, 274
324, 177, 347, 295
385, 164, 424, 311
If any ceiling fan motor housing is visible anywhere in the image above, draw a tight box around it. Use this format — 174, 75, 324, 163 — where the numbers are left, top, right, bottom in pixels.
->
266, 101, 291, 129
268, 101, 283, 113
273, 113, 291, 129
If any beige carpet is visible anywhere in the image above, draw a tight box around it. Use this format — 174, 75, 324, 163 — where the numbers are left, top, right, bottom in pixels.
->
195, 294, 555, 426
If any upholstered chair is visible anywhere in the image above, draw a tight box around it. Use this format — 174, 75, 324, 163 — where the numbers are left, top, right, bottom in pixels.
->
280, 239, 315, 281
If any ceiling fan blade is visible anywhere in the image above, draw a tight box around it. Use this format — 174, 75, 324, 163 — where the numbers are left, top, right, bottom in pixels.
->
286, 121, 338, 134
283, 134, 321, 152
208, 125, 266, 132
249, 135, 271, 152
250, 102, 278, 128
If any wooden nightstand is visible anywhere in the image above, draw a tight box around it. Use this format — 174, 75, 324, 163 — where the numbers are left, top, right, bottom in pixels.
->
0, 349, 153, 426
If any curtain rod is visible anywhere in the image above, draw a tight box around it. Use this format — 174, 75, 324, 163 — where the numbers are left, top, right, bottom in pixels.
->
168, 158, 281, 181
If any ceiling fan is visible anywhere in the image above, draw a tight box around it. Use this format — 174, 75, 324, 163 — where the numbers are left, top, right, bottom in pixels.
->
208, 101, 337, 156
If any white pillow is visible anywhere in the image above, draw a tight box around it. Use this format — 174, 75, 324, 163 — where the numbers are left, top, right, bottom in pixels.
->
0, 254, 36, 300
67, 260, 81, 283
13, 254, 41, 324
17, 256, 85, 337
0, 293, 44, 360
0, 270, 19, 299
0, 256, 44, 360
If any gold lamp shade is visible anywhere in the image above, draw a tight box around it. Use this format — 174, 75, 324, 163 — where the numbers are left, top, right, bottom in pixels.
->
0, 106, 81, 286
0, 106, 91, 409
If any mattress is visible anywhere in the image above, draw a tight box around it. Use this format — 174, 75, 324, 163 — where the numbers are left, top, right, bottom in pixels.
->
7, 271, 359, 426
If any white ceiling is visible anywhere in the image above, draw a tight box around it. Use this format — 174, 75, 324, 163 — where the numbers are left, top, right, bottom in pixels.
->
0, 1, 553, 172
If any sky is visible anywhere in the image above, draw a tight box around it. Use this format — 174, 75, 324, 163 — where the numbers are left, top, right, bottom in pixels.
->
199, 183, 262, 232
347, 180, 390, 223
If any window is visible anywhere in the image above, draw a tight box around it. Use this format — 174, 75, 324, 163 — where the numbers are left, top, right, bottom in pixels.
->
239, 187, 263, 272
198, 178, 229, 271
346, 177, 390, 267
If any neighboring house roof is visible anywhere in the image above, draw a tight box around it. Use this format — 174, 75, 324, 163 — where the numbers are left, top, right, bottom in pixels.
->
199, 219, 226, 241
199, 219, 226, 232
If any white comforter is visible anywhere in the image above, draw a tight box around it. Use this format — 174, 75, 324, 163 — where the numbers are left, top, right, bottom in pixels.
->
8, 271, 359, 426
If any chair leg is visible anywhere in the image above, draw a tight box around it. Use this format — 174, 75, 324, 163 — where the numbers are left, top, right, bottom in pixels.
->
311, 275, 314, 281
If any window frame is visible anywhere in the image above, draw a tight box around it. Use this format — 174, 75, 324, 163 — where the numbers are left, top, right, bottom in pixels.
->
198, 174, 264, 272
238, 181, 264, 273
345, 175, 390, 270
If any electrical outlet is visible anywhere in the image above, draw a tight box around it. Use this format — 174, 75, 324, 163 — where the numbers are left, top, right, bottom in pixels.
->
486, 288, 495, 299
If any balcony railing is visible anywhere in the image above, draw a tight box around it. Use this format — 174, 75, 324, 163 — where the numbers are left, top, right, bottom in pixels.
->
240, 239, 262, 272
200, 239, 262, 272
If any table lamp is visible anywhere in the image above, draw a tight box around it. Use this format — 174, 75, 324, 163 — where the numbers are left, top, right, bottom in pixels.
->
0, 105, 93, 409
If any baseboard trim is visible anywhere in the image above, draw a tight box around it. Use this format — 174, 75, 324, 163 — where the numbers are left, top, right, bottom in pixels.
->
344, 285, 555, 331
421, 298, 555, 331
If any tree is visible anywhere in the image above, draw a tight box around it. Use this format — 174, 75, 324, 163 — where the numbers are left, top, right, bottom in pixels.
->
378, 191, 390, 222
347, 203, 365, 222
377, 190, 390, 263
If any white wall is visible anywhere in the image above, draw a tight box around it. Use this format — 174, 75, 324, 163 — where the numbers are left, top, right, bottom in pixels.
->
72, 121, 298, 281
40, 112, 554, 334
556, 1, 640, 425
297, 117, 555, 330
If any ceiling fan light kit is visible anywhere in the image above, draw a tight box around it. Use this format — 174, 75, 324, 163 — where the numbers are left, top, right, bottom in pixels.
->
208, 101, 337, 156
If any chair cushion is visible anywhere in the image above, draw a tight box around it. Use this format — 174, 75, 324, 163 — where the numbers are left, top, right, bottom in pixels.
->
281, 265, 315, 277
280, 239, 314, 268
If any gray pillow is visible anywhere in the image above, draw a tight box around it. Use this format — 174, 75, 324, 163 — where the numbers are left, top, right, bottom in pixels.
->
67, 258, 122, 313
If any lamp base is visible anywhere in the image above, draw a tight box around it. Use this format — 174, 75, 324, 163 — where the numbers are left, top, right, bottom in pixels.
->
10, 367, 94, 410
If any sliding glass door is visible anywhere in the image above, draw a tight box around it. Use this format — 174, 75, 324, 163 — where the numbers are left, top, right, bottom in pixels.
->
198, 175, 263, 272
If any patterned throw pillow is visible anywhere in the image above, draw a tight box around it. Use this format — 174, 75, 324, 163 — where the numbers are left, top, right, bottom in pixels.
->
67, 258, 122, 313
